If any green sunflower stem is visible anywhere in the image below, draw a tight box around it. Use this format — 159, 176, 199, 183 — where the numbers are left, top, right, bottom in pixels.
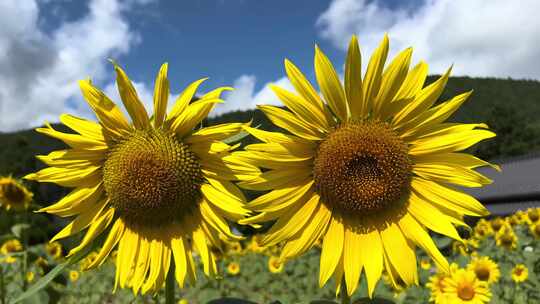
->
165, 262, 175, 304
340, 278, 351, 304
0, 266, 5, 304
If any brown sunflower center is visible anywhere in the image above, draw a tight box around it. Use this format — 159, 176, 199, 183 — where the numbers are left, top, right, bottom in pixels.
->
313, 122, 411, 215
501, 234, 514, 246
529, 211, 539, 222
2, 183, 25, 204
475, 266, 490, 281
103, 129, 203, 227
457, 284, 475, 301
534, 225, 540, 236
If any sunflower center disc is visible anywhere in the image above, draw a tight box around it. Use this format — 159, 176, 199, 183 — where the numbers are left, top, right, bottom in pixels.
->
313, 122, 411, 216
103, 129, 203, 227
2, 183, 25, 204
475, 267, 490, 281
458, 284, 475, 300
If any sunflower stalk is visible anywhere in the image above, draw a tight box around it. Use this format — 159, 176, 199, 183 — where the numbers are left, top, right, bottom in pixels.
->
165, 262, 175, 304
340, 279, 351, 304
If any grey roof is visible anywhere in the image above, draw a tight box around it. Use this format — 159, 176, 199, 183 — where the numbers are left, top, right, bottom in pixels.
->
464, 154, 540, 203
486, 200, 540, 216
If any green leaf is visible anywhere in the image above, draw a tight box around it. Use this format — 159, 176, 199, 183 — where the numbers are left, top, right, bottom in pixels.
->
222, 124, 260, 144
11, 223, 30, 238
12, 240, 96, 304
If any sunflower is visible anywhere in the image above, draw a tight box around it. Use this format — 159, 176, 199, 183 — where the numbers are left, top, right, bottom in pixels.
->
226, 262, 240, 276
1, 239, 23, 255
529, 222, 540, 239
511, 264, 528, 283
495, 225, 517, 250
25, 62, 256, 294
420, 258, 432, 270
452, 238, 479, 256
443, 269, 491, 303
236, 34, 496, 296
527, 208, 540, 223
69, 270, 80, 282
268, 256, 284, 273
46, 241, 63, 260
426, 272, 449, 304
227, 241, 243, 255
0, 176, 33, 211
490, 217, 505, 233
473, 219, 492, 240
26, 271, 35, 283
466, 256, 500, 284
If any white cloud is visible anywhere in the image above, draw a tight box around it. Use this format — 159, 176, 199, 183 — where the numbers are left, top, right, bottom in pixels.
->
0, 0, 153, 131
215, 74, 295, 116
317, 0, 540, 79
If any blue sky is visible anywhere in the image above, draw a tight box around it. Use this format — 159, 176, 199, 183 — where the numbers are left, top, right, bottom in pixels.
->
37, 0, 418, 93
1, 0, 539, 131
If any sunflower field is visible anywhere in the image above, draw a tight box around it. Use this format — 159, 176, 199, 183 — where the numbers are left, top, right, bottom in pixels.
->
1, 33, 540, 304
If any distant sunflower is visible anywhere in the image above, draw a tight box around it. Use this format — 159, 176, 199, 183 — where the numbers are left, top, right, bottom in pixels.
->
443, 269, 491, 303
227, 262, 240, 276
527, 208, 539, 223
268, 256, 284, 274
467, 256, 500, 284
0, 176, 33, 211
420, 258, 431, 270
237, 34, 496, 296
529, 222, 540, 239
69, 270, 80, 282
490, 217, 505, 233
25, 62, 256, 294
46, 242, 63, 260
511, 264, 528, 283
495, 226, 517, 250
473, 219, 492, 240
426, 272, 448, 304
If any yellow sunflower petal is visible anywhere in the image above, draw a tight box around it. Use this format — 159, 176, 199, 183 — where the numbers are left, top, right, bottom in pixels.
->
36, 149, 104, 168
166, 78, 208, 123
257, 105, 325, 140
398, 213, 449, 273
319, 213, 344, 287
411, 178, 489, 216
270, 84, 330, 132
380, 222, 417, 285
170, 98, 223, 138
409, 128, 496, 156
112, 62, 150, 130
152, 63, 169, 128
413, 163, 492, 187
35, 123, 107, 150
363, 34, 389, 115
78, 79, 132, 138
408, 192, 462, 241
67, 207, 115, 256
261, 192, 320, 247
39, 183, 103, 217
25, 165, 101, 187
345, 35, 364, 120
87, 219, 125, 269
280, 197, 331, 260
284, 59, 333, 126
50, 197, 108, 242
60, 114, 105, 142
315, 45, 348, 121
373, 47, 412, 117
359, 227, 383, 298
392, 67, 451, 126
343, 222, 363, 296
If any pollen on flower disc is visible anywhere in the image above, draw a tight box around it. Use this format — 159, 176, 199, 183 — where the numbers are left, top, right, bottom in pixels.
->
103, 129, 203, 227
313, 121, 411, 216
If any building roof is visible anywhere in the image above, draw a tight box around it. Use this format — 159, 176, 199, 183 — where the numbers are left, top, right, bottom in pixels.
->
465, 153, 540, 203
